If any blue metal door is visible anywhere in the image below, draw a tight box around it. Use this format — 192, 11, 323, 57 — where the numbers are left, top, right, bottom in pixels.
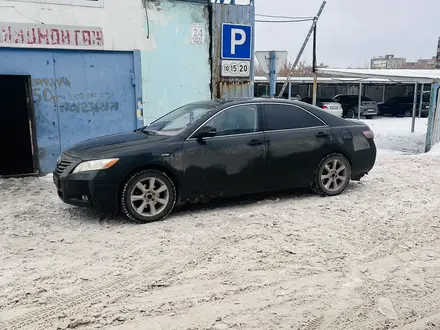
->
0, 48, 136, 173
53, 51, 136, 152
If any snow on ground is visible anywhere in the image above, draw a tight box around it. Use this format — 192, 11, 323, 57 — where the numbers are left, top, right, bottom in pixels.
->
1, 118, 440, 330
362, 117, 428, 155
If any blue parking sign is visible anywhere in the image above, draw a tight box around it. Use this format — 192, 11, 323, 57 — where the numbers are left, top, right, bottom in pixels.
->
221, 24, 252, 60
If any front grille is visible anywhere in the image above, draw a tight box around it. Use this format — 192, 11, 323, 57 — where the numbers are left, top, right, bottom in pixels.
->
55, 154, 78, 175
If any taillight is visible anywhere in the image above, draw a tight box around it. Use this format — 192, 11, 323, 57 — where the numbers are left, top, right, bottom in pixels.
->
362, 129, 374, 139
321, 105, 328, 110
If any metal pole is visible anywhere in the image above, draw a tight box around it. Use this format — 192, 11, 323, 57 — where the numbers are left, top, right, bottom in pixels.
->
312, 24, 318, 106
418, 83, 424, 118
358, 83, 362, 120
277, 1, 326, 98
288, 81, 292, 99
249, 1, 255, 97
382, 85, 386, 102
269, 50, 277, 98
411, 82, 418, 133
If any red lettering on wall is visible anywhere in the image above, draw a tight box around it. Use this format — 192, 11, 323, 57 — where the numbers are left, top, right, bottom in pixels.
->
91, 30, 104, 46
38, 28, 49, 45
60, 30, 71, 45
0, 24, 103, 48
26, 28, 37, 44
82, 30, 91, 46
2, 26, 12, 43
74, 30, 81, 46
50, 29, 60, 45
15, 28, 25, 44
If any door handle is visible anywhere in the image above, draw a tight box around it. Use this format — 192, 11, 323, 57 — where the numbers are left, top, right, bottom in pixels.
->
315, 132, 329, 138
247, 139, 263, 146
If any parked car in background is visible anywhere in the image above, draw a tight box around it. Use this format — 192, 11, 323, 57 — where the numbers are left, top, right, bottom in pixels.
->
332, 94, 378, 119
377, 91, 431, 117
301, 97, 343, 117
53, 98, 377, 223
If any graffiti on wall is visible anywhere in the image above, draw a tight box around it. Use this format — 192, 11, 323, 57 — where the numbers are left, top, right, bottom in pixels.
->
32, 77, 71, 104
0, 23, 104, 48
32, 76, 120, 113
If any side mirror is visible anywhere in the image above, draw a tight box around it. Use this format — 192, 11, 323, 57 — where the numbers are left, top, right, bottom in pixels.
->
196, 125, 217, 139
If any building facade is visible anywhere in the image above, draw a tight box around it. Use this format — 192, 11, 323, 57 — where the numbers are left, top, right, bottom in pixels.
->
371, 54, 436, 70
0, 0, 225, 175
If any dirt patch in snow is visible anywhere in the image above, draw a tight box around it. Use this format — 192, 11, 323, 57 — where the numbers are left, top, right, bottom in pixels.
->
1, 154, 440, 330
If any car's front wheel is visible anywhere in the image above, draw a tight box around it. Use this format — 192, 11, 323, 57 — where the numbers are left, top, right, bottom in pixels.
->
365, 115, 374, 119
121, 170, 176, 223
312, 154, 352, 196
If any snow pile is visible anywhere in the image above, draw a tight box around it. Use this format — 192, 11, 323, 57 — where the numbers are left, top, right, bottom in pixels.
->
362, 117, 428, 155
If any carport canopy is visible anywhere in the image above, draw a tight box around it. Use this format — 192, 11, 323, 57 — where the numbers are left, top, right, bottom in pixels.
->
316, 68, 440, 130
317, 68, 440, 84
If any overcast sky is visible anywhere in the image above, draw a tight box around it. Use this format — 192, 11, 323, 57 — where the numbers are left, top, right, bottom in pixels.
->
234, 0, 440, 68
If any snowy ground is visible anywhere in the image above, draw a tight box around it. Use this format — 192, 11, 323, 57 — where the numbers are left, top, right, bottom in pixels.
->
1, 118, 440, 330
364, 117, 428, 155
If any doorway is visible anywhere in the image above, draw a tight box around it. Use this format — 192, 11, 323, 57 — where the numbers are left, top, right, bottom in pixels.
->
0, 75, 37, 176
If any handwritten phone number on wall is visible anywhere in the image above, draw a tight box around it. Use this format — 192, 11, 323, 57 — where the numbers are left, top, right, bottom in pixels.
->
59, 101, 120, 113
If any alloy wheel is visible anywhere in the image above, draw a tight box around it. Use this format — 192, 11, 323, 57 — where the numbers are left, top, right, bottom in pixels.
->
320, 158, 348, 192
130, 177, 169, 217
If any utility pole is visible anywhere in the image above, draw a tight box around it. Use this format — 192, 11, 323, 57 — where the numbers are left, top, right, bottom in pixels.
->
277, 1, 326, 98
312, 24, 318, 106
269, 51, 277, 98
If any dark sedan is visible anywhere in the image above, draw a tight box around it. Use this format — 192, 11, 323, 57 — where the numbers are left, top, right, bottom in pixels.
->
378, 92, 431, 117
53, 98, 377, 223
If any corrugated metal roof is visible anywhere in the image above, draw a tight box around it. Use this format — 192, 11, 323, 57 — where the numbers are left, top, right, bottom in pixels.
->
317, 68, 440, 83
255, 76, 422, 84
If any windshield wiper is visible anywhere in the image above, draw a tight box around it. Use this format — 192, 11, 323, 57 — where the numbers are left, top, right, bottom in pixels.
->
142, 129, 157, 135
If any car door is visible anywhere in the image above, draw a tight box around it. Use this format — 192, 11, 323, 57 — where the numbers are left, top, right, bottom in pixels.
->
181, 103, 267, 198
262, 103, 331, 191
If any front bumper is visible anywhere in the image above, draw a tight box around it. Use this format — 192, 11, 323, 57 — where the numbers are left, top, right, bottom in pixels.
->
53, 155, 119, 213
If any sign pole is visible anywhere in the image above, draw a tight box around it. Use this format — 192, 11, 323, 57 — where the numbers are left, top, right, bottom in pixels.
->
418, 83, 424, 118
269, 51, 277, 98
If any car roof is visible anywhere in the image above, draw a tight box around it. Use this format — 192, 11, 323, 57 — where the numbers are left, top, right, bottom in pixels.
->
214, 98, 350, 127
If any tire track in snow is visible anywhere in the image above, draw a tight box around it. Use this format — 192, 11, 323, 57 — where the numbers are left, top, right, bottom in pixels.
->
0, 235, 236, 330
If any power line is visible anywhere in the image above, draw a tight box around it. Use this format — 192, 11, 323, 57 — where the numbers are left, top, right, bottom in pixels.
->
255, 18, 315, 23
256, 14, 315, 20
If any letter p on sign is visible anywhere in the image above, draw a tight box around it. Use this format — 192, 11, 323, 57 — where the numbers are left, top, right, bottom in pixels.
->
221, 24, 252, 60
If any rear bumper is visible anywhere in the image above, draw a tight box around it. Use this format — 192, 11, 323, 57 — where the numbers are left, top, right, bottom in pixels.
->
360, 109, 378, 116
54, 171, 119, 213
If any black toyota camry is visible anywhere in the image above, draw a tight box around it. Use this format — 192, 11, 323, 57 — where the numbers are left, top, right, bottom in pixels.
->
53, 98, 376, 223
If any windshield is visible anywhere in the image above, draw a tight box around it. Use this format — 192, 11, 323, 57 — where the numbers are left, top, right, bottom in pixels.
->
143, 101, 221, 136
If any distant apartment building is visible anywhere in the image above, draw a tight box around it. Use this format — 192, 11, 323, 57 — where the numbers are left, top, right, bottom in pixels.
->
370, 54, 436, 69
370, 55, 406, 69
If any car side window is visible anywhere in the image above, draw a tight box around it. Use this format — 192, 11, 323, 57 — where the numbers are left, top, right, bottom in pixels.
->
264, 104, 325, 131
203, 104, 258, 136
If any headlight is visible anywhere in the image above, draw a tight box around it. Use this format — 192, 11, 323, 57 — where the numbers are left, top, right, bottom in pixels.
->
72, 158, 119, 174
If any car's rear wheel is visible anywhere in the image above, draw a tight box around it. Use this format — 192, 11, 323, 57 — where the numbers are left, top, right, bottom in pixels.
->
346, 109, 355, 119
404, 110, 412, 117
312, 154, 352, 196
121, 170, 176, 223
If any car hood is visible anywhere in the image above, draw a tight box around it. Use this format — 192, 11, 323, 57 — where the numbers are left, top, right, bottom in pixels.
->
64, 131, 172, 160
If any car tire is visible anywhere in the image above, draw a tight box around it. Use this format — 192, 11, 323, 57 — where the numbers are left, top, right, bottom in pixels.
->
365, 115, 374, 119
404, 110, 412, 117
346, 109, 355, 119
311, 154, 352, 197
121, 170, 177, 223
